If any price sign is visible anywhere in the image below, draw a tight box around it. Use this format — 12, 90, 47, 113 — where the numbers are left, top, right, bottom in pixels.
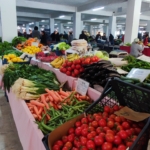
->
76, 78, 89, 96
127, 68, 150, 82
31, 42, 39, 47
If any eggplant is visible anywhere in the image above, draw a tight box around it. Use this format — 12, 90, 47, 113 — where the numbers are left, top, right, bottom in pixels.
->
88, 70, 95, 75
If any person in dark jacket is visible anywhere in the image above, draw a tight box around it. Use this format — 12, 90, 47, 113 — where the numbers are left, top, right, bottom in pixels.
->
51, 30, 60, 42
68, 31, 73, 44
109, 34, 114, 45
32, 26, 41, 39
40, 31, 47, 45
95, 32, 101, 42
79, 30, 88, 41
102, 33, 107, 41
63, 31, 68, 40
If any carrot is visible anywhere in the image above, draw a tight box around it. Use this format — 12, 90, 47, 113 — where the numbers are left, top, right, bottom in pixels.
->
60, 95, 67, 99
30, 110, 34, 113
49, 102, 54, 107
41, 94, 49, 109
27, 103, 34, 107
54, 91, 62, 101
48, 95, 53, 101
59, 88, 69, 97
46, 114, 50, 120
38, 107, 43, 115
29, 107, 33, 110
53, 104, 58, 110
79, 95, 87, 100
33, 114, 38, 119
47, 90, 59, 102
57, 105, 62, 109
33, 106, 40, 116
30, 100, 45, 107
45, 96, 50, 102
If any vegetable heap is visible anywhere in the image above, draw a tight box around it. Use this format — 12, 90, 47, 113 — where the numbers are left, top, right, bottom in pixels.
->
52, 105, 145, 150
2, 64, 60, 92
3, 49, 23, 56
22, 46, 41, 55
53, 42, 70, 51
122, 55, 150, 72
3, 54, 24, 63
0, 41, 13, 55
80, 60, 120, 87
12, 36, 26, 47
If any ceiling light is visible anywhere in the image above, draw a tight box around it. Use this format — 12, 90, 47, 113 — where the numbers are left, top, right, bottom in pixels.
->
91, 18, 97, 21
59, 15, 65, 18
41, 20, 45, 22
55, 24, 58, 25
140, 13, 142, 15
66, 27, 69, 28
68, 22, 72, 24
42, 25, 45, 27
93, 7, 104, 11
140, 27, 144, 28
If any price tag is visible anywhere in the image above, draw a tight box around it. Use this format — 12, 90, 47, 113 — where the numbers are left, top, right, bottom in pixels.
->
76, 78, 89, 96
32, 42, 39, 47
137, 55, 150, 63
127, 68, 150, 82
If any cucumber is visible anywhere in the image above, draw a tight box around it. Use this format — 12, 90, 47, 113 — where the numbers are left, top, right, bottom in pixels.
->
124, 80, 134, 84
120, 76, 140, 83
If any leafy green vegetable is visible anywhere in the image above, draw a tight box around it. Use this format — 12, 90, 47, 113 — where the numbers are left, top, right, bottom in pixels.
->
0, 41, 13, 55
12, 36, 26, 47
3, 49, 23, 56
53, 42, 70, 51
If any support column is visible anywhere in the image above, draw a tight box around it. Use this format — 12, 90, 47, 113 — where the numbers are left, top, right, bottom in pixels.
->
109, 16, 116, 37
59, 23, 64, 34
26, 24, 29, 34
35, 22, 39, 29
103, 25, 108, 36
146, 20, 150, 34
124, 0, 142, 43
73, 12, 82, 39
0, 0, 17, 42
50, 18, 54, 34
0, 21, 2, 37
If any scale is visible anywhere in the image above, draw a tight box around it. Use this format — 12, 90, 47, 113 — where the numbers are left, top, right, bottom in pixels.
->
109, 50, 128, 58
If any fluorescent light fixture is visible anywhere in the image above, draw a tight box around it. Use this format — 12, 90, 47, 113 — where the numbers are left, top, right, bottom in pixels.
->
91, 18, 97, 21
41, 20, 45, 22
140, 13, 142, 14
55, 24, 58, 25
68, 22, 72, 24
93, 7, 104, 11
23, 24, 25, 27
140, 27, 144, 28
66, 27, 69, 28
42, 25, 45, 27
59, 15, 65, 18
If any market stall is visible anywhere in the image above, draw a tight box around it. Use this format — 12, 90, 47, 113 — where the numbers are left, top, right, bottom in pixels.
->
120, 46, 150, 56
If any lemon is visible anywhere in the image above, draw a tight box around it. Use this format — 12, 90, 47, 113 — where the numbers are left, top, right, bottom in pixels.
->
12, 58, 18, 62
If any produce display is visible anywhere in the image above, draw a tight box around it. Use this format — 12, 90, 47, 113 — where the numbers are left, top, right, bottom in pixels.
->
36, 51, 58, 62
3, 54, 24, 63
12, 36, 26, 47
67, 54, 80, 61
3, 49, 23, 56
0, 41, 13, 55
124, 43, 131, 46
122, 55, 150, 72
2, 64, 60, 92
94, 51, 109, 60
52, 42, 70, 51
22, 46, 41, 55
60, 56, 99, 77
50, 57, 65, 69
80, 60, 120, 87
52, 105, 145, 150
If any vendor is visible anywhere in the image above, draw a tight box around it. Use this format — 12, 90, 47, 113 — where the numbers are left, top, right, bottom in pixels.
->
143, 34, 149, 46
130, 38, 144, 57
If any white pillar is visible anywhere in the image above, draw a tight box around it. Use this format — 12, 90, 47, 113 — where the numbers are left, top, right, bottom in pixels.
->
26, 24, 29, 34
50, 18, 54, 34
0, 0, 17, 42
109, 16, 116, 37
81, 21, 84, 31
59, 23, 64, 34
0, 21, 2, 37
103, 25, 108, 37
73, 12, 82, 39
146, 20, 150, 34
124, 0, 142, 43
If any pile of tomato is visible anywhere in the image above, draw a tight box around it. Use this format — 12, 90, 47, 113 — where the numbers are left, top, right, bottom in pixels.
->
60, 56, 99, 77
52, 105, 145, 150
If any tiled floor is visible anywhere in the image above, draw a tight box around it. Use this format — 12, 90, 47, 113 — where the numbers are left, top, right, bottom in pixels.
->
0, 90, 23, 150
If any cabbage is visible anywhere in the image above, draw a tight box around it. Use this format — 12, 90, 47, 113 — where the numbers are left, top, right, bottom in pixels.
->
95, 51, 104, 58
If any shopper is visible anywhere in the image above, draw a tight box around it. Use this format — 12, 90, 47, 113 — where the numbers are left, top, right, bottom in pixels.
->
32, 26, 40, 39
102, 33, 107, 41
63, 31, 68, 40
68, 31, 73, 44
130, 38, 144, 57
109, 34, 114, 45
143, 34, 149, 46
51, 30, 60, 43
95, 32, 101, 42
79, 30, 88, 41
122, 34, 125, 43
40, 31, 47, 45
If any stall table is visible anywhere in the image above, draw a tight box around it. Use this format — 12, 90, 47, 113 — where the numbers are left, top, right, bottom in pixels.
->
120, 46, 150, 56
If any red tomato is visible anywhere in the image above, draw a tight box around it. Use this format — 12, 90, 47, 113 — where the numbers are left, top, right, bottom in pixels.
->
71, 64, 75, 69
138, 122, 145, 128
67, 61, 73, 66
62, 136, 68, 144
104, 106, 110, 113
103, 127, 110, 133
75, 121, 81, 127
106, 130, 115, 135
107, 121, 114, 129
75, 141, 81, 148
81, 118, 88, 124
105, 133, 115, 143
99, 119, 107, 127
76, 59, 81, 64
75, 127, 82, 136
67, 67, 72, 71
115, 116, 121, 123
55, 140, 63, 148
116, 125, 123, 131
80, 146, 88, 150
109, 114, 116, 119
122, 122, 130, 130
80, 136, 88, 146
102, 112, 109, 117
72, 147, 78, 150
52, 145, 60, 150
94, 115, 102, 121
126, 141, 133, 147
119, 130, 128, 140
102, 142, 112, 150
99, 132, 106, 138
130, 128, 135, 135
91, 121, 98, 128
68, 128, 75, 134
66, 71, 71, 76
96, 127, 103, 134
114, 135, 122, 145
65, 142, 72, 149
62, 146, 68, 150
79, 68, 84, 73
94, 136, 104, 146
84, 58, 91, 64
62, 63, 67, 67
81, 124, 88, 129
132, 135, 137, 142
117, 144, 126, 150
75, 64, 81, 69
81, 128, 88, 136
91, 131, 97, 137
120, 116, 126, 122
67, 134, 74, 142
87, 133, 94, 140
86, 140, 95, 149
88, 126, 95, 132
71, 73, 76, 77
134, 127, 141, 135
125, 129, 132, 136
60, 67, 67, 73
74, 69, 79, 76
113, 105, 119, 111
87, 114, 94, 122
